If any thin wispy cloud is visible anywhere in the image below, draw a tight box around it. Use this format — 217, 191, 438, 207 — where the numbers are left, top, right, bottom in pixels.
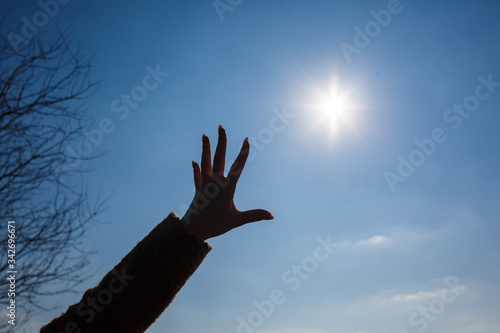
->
354, 235, 391, 248
391, 289, 446, 303
390, 288, 467, 303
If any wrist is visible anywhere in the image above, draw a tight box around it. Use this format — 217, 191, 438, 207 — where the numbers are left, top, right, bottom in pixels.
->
181, 215, 208, 241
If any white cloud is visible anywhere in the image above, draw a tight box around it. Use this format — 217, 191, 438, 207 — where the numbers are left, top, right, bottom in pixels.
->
390, 277, 466, 304
354, 235, 391, 248
222, 276, 500, 333
391, 289, 443, 302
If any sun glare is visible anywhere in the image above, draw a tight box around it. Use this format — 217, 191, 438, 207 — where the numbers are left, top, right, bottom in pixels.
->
294, 72, 366, 144
322, 95, 346, 122
304, 78, 361, 141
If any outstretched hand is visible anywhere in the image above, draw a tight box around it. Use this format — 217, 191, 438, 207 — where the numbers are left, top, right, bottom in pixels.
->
181, 126, 273, 240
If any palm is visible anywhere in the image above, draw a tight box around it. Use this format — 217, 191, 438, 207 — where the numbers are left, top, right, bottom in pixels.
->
182, 126, 273, 240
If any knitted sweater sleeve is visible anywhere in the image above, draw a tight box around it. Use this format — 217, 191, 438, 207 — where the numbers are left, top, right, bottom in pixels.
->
40, 212, 212, 333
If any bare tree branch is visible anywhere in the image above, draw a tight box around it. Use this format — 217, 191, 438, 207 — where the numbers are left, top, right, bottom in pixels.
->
0, 26, 105, 332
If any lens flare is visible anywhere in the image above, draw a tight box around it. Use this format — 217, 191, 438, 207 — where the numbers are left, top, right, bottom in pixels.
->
321, 95, 346, 123
303, 77, 362, 141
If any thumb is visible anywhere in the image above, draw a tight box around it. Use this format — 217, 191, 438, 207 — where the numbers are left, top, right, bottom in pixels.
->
235, 209, 274, 227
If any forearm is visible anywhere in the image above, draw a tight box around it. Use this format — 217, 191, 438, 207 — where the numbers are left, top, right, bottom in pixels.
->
41, 212, 211, 333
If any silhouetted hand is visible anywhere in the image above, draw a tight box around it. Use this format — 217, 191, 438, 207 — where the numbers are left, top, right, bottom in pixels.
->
181, 126, 274, 240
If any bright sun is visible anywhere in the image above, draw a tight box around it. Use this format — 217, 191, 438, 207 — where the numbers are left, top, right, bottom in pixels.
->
297, 73, 364, 143
308, 82, 360, 140
322, 95, 346, 121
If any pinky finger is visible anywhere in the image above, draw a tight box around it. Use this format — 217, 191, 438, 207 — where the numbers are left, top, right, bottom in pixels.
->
192, 161, 202, 189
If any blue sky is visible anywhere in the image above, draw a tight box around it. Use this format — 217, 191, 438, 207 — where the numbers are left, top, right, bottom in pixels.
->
2, 0, 500, 332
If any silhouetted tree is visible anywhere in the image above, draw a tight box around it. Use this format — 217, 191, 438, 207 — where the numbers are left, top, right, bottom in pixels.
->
0, 26, 104, 331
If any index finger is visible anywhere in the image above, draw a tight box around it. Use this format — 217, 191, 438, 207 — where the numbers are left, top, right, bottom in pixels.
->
227, 137, 249, 194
